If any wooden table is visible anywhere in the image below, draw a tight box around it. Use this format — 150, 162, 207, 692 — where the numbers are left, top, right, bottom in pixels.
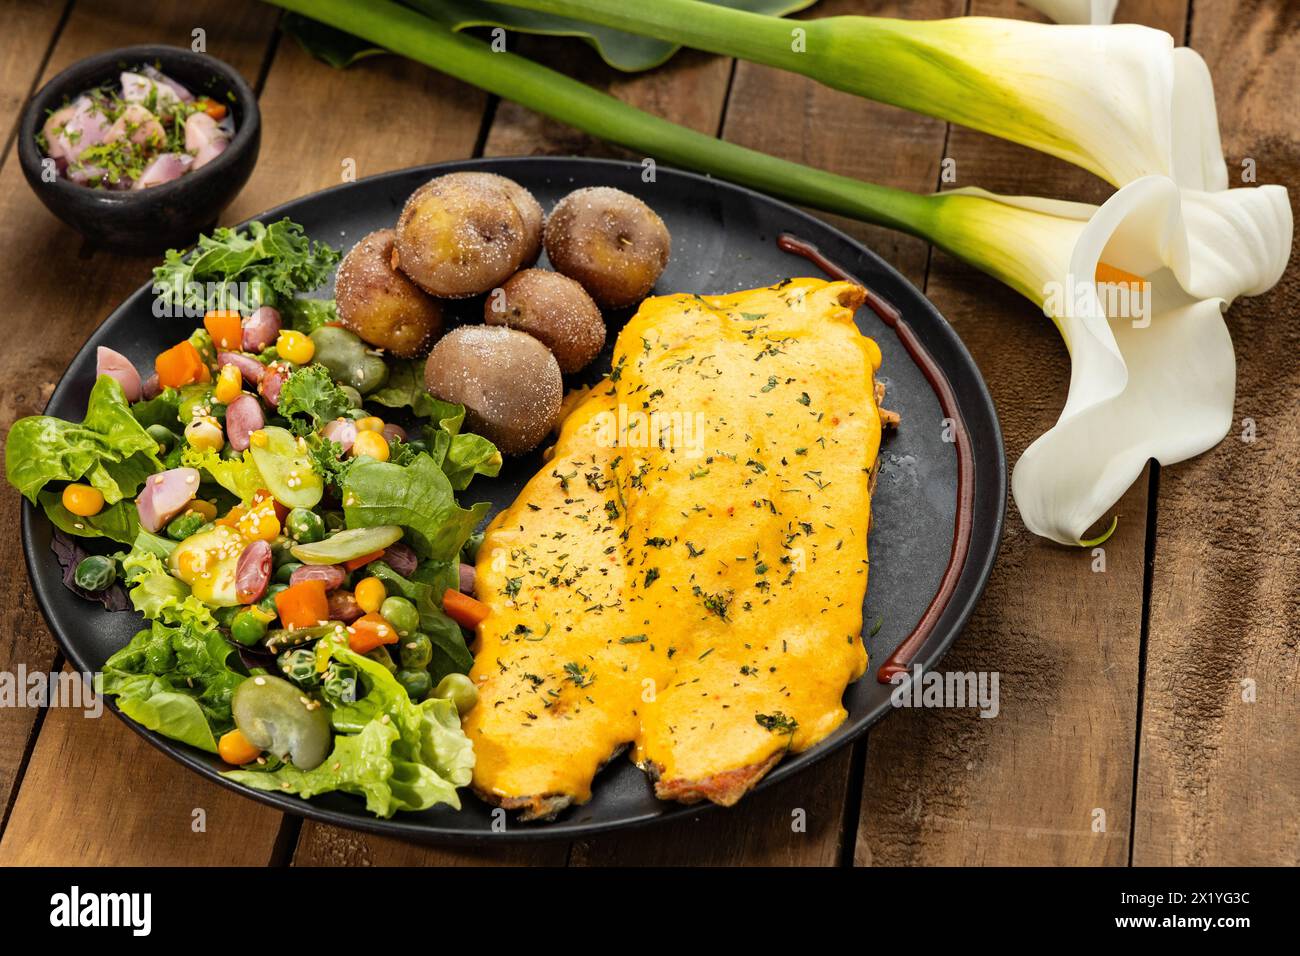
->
0, 0, 1294, 868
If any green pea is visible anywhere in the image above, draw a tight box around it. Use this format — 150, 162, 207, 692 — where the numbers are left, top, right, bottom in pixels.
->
339, 385, 363, 409
73, 555, 116, 592
398, 632, 432, 670
381, 596, 420, 636
166, 510, 209, 541
229, 609, 270, 646
146, 424, 179, 456
396, 668, 433, 701
274, 561, 303, 584
285, 508, 326, 544
433, 672, 479, 716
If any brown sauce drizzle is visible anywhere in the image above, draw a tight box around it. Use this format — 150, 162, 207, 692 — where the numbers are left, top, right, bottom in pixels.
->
777, 233, 976, 684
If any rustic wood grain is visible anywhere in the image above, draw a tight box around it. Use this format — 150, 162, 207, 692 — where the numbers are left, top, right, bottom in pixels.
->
0, 670, 283, 866
0, 0, 282, 859
1132, 0, 1300, 866
0, 0, 67, 155
853, 0, 1187, 866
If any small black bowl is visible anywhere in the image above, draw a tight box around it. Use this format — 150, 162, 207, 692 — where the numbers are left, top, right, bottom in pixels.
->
18, 44, 261, 254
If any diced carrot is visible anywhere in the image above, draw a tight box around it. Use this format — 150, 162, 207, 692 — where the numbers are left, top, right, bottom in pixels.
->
216, 505, 246, 528
155, 340, 207, 389
196, 98, 228, 120
203, 310, 244, 350
275, 579, 330, 630
343, 549, 386, 572
349, 612, 399, 654
443, 588, 491, 629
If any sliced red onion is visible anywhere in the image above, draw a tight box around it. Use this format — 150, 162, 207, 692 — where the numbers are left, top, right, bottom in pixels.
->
225, 394, 265, 452
121, 70, 184, 111
321, 418, 357, 454
135, 467, 200, 533
241, 306, 281, 352
141, 65, 193, 102
216, 351, 266, 385
96, 347, 142, 402
132, 152, 193, 190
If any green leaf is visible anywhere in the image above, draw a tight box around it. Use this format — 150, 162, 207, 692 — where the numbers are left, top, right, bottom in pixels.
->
285, 2, 818, 73
422, 0, 819, 72
342, 454, 487, 561
39, 493, 140, 544
97, 620, 246, 753
366, 359, 437, 419
5, 375, 162, 505
277, 363, 355, 428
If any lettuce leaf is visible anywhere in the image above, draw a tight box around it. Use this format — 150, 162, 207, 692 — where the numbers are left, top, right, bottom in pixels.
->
223, 645, 473, 817
130, 386, 182, 431
97, 619, 245, 753
39, 492, 140, 544
6, 376, 162, 504
181, 446, 264, 505
342, 454, 486, 561
121, 546, 219, 633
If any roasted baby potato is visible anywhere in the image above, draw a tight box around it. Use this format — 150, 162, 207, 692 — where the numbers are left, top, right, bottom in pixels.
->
335, 229, 445, 358
543, 186, 671, 309
394, 172, 533, 298
424, 325, 562, 455
484, 268, 605, 374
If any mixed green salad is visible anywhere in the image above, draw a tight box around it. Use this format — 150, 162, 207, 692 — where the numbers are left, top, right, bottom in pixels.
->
5, 220, 502, 817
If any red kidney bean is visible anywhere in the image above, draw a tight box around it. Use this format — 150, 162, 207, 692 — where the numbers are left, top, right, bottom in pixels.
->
381, 423, 407, 445
141, 372, 161, 400
258, 363, 287, 407
96, 347, 142, 402
458, 562, 476, 596
135, 467, 200, 532
225, 393, 265, 452
216, 351, 266, 385
235, 540, 272, 604
291, 563, 346, 590
242, 306, 281, 352
382, 542, 418, 577
327, 589, 363, 624
321, 418, 357, 453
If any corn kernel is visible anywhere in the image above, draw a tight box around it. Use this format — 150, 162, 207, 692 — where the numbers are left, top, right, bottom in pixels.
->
61, 483, 104, 517
350, 430, 389, 462
214, 363, 243, 404
355, 577, 386, 614
354, 416, 385, 432
276, 330, 315, 364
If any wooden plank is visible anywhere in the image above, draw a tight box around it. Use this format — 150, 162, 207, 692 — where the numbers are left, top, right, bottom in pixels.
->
1132, 0, 1300, 866
566, 0, 958, 867
853, 0, 1187, 866
0, 0, 68, 156
0, 0, 282, 859
0, 670, 283, 866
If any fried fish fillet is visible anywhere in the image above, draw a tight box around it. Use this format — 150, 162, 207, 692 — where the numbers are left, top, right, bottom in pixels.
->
464, 279, 882, 817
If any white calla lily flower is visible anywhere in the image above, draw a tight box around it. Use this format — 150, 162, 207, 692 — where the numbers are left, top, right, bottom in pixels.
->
1020, 0, 1118, 25
935, 180, 1292, 544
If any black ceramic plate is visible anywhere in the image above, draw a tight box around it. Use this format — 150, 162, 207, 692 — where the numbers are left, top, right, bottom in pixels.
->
22, 157, 1005, 843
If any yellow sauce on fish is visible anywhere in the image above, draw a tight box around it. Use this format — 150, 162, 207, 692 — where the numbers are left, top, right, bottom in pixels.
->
465, 279, 881, 812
